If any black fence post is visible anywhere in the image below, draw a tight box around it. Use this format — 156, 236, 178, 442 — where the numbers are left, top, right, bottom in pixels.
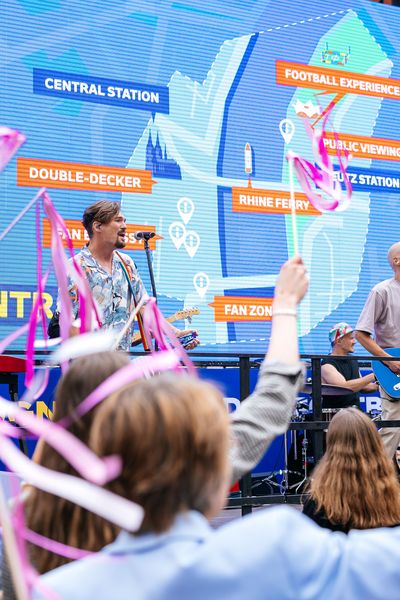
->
239, 355, 252, 516
311, 357, 324, 462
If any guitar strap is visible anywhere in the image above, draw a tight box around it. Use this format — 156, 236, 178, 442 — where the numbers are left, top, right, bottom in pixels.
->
116, 251, 151, 351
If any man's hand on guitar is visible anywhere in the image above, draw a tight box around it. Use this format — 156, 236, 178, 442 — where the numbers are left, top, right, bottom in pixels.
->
385, 359, 400, 375
176, 329, 200, 350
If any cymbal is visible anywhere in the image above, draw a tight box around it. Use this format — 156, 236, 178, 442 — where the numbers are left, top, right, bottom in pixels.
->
302, 383, 354, 396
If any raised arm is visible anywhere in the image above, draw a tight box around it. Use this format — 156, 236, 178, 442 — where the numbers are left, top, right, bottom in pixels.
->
229, 257, 308, 481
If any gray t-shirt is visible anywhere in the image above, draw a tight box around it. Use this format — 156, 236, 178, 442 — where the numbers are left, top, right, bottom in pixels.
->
356, 278, 400, 348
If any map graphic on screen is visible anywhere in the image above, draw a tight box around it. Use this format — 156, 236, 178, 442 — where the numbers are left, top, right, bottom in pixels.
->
2, 0, 400, 354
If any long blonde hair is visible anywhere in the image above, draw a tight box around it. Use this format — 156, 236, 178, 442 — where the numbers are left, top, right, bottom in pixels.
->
308, 407, 400, 529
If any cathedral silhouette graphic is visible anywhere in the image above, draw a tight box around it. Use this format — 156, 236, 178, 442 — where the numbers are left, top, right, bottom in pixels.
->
145, 132, 182, 179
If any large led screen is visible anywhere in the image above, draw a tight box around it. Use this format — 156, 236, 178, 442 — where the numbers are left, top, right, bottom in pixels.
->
2, 0, 400, 354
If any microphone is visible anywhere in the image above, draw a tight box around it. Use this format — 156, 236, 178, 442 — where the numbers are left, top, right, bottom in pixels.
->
134, 231, 156, 241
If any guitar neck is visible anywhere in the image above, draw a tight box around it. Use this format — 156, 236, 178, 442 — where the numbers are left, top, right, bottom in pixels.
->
131, 313, 186, 345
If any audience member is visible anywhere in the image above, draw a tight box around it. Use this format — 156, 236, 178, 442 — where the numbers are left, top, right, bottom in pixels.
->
302, 407, 400, 532
321, 322, 377, 409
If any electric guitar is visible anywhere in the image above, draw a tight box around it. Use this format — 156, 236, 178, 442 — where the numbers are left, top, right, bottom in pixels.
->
131, 307, 200, 345
372, 348, 400, 398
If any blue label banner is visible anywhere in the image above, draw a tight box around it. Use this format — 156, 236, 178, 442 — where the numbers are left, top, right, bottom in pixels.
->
33, 69, 170, 113
334, 165, 400, 193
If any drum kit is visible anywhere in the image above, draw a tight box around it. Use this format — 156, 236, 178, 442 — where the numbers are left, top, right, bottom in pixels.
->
252, 382, 357, 496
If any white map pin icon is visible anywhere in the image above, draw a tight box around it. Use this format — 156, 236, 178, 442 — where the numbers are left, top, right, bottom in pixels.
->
169, 221, 186, 250
193, 272, 210, 299
279, 118, 295, 145
184, 230, 200, 258
177, 197, 194, 225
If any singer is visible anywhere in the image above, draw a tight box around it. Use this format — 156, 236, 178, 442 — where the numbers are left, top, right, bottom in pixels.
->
54, 200, 199, 351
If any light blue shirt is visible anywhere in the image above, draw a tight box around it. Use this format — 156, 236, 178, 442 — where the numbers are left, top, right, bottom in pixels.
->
35, 507, 400, 600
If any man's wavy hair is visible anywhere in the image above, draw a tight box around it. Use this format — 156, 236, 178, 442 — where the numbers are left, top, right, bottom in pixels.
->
82, 200, 121, 238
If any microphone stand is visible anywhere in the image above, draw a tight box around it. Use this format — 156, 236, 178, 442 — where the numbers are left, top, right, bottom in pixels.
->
142, 234, 158, 351
143, 237, 158, 302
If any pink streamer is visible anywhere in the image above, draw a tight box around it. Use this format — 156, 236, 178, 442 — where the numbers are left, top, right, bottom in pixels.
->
0, 187, 46, 243
287, 109, 352, 213
22, 528, 93, 561
65, 348, 182, 423
0, 128, 203, 595
143, 298, 197, 376
0, 432, 143, 531
0, 126, 26, 172
25, 268, 50, 389
42, 193, 101, 354
0, 397, 121, 486
0, 430, 141, 600
56, 297, 199, 424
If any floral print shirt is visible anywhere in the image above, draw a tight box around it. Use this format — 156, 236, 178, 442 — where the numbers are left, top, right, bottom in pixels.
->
68, 246, 148, 351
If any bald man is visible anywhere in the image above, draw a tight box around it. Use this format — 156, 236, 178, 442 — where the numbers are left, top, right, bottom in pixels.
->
356, 242, 400, 459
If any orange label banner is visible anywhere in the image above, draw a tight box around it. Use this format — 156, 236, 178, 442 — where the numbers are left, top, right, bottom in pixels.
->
209, 296, 273, 322
232, 187, 320, 216
324, 132, 400, 161
17, 158, 156, 193
276, 60, 400, 100
42, 219, 159, 251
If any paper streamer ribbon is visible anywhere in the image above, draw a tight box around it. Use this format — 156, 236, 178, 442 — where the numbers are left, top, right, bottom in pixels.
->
64, 348, 182, 423
0, 437, 143, 531
0, 127, 203, 597
22, 528, 93, 561
0, 397, 121, 486
287, 109, 352, 214
0, 126, 26, 172
142, 298, 198, 376
0, 484, 31, 600
0, 187, 101, 387
42, 192, 102, 359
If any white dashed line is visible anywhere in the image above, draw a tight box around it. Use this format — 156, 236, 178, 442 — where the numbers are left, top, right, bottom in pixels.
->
263, 10, 348, 34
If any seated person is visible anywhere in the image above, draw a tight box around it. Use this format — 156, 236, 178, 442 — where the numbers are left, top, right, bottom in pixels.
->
302, 407, 400, 532
321, 322, 378, 409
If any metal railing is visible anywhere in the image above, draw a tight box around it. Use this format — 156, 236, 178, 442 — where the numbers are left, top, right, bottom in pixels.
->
7, 349, 400, 514
221, 353, 400, 514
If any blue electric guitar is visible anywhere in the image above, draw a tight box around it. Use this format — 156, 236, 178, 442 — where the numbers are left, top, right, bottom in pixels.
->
372, 348, 400, 399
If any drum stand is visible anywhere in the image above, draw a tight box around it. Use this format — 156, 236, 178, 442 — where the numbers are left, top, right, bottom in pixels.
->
252, 429, 304, 496
294, 430, 309, 493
